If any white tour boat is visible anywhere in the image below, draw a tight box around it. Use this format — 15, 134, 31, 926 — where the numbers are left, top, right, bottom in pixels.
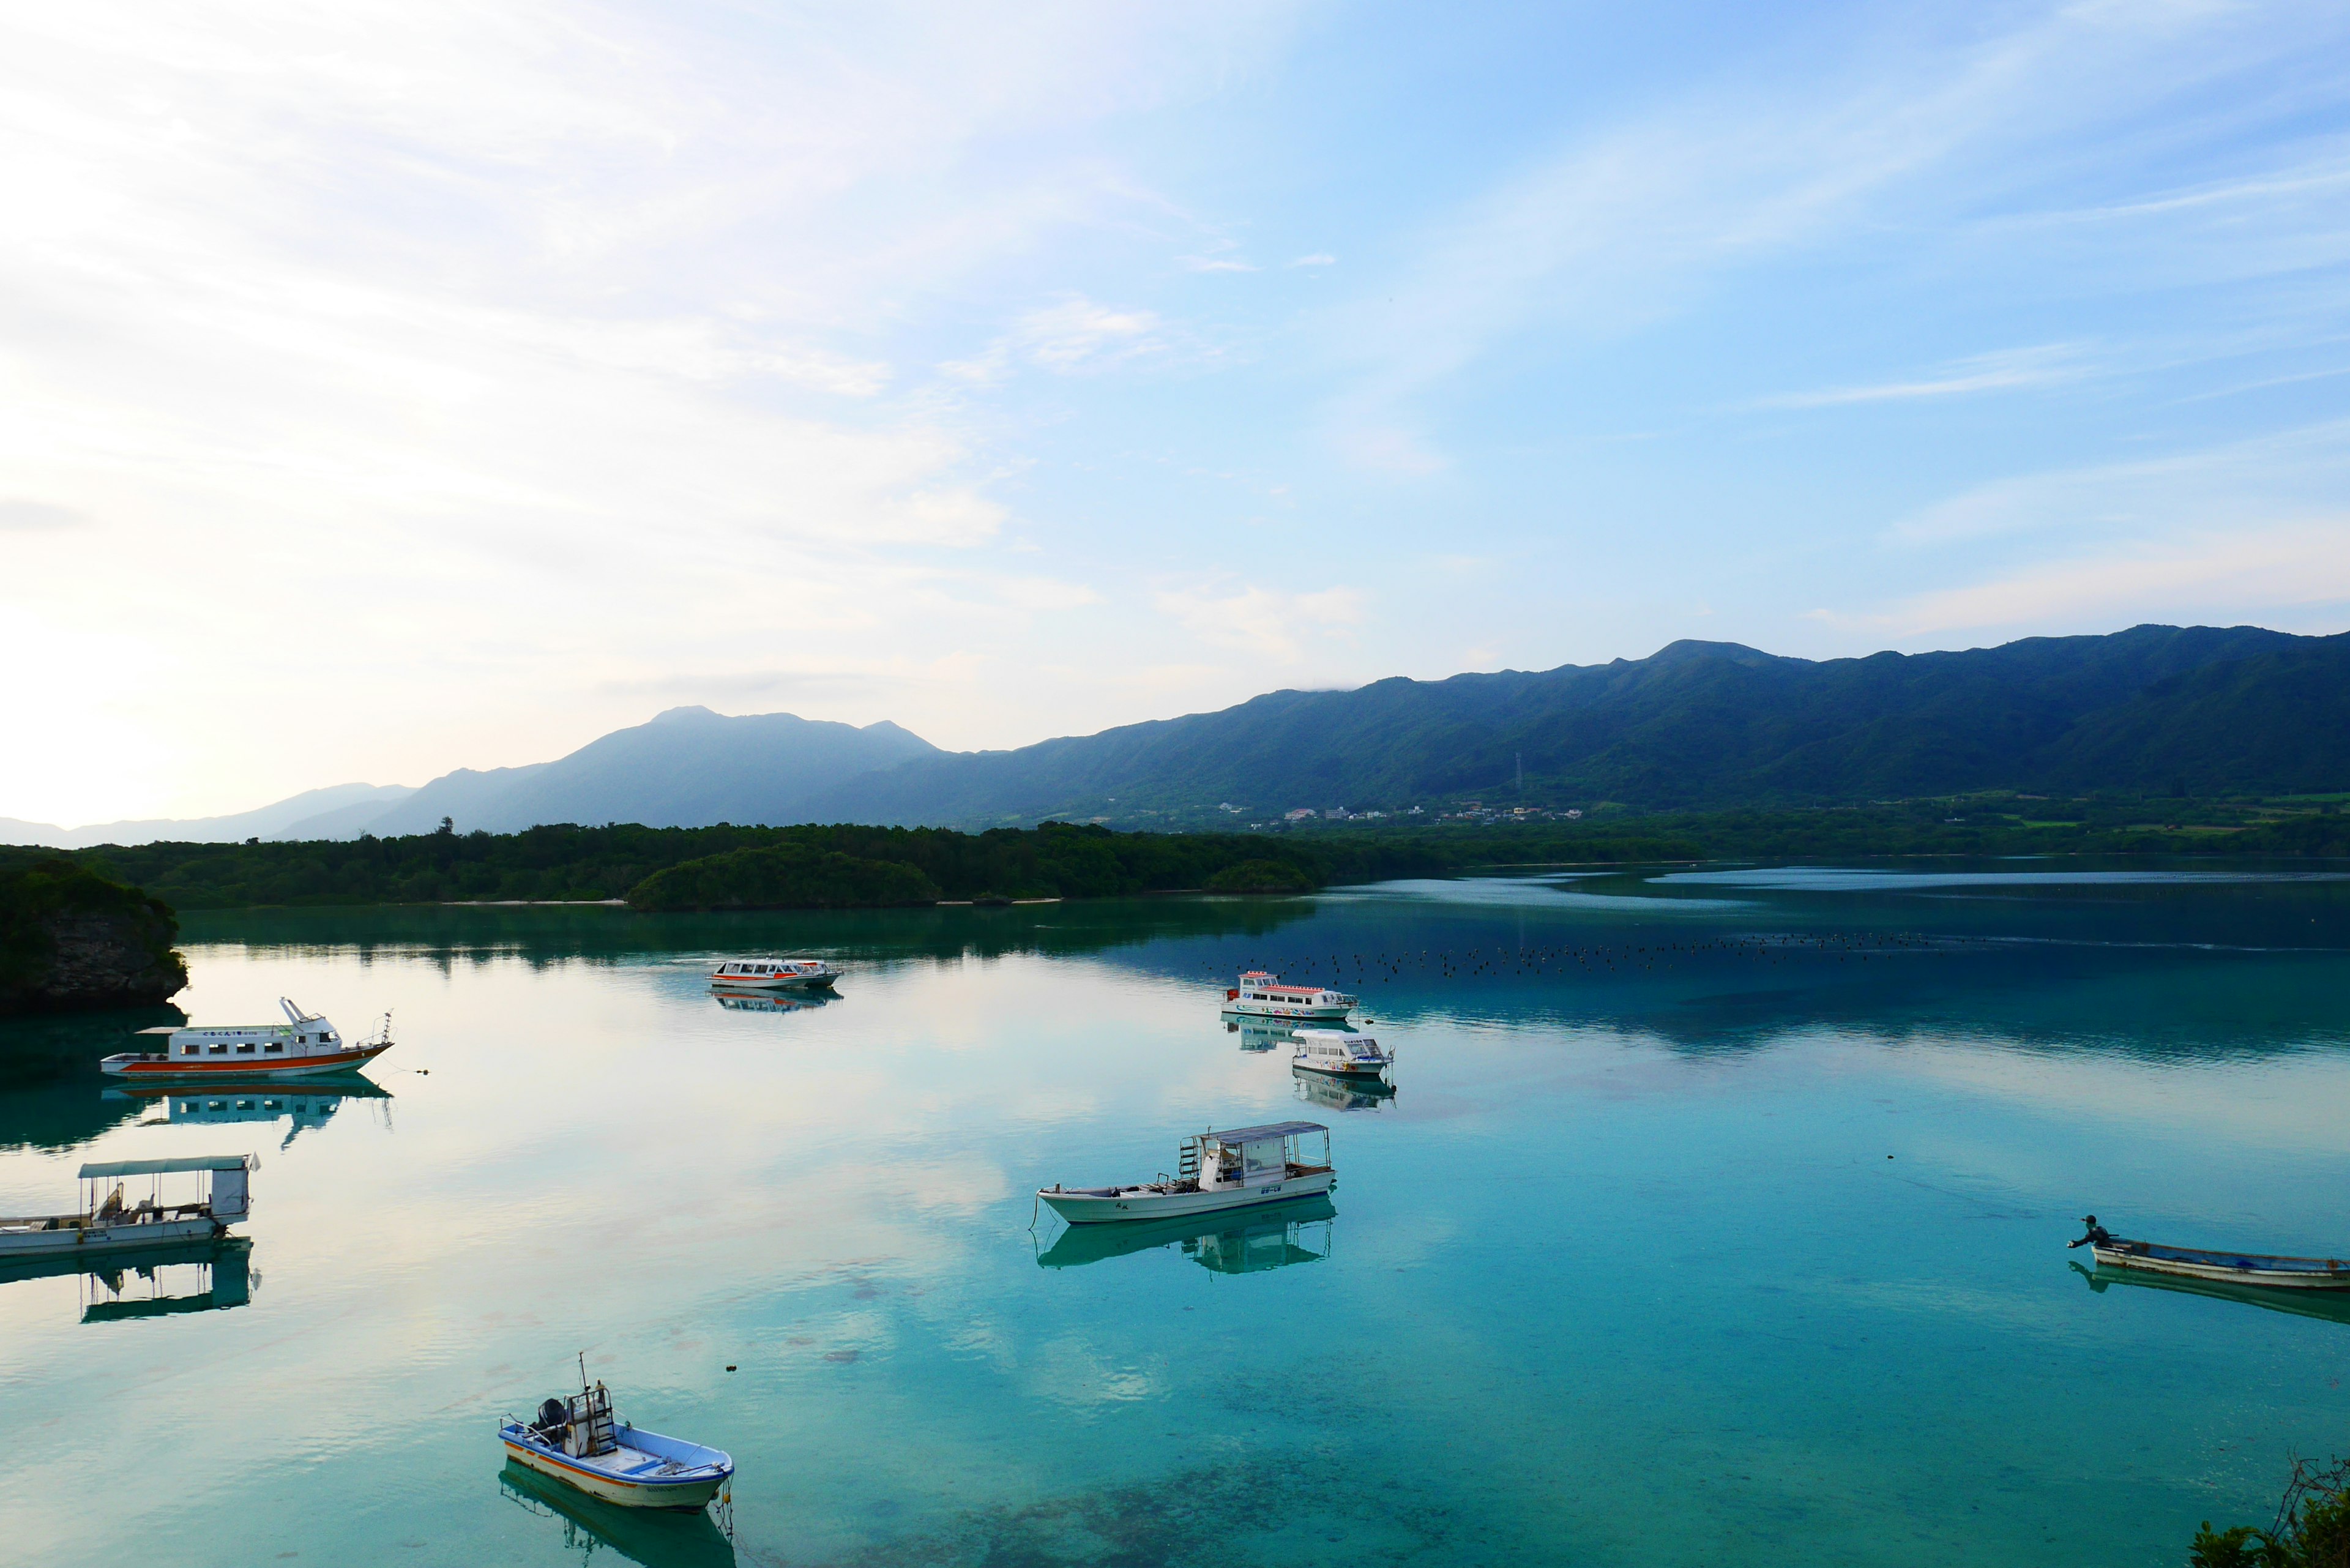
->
1289, 1027, 1395, 1079
0, 1154, 255, 1260
1222, 971, 1355, 1021
499, 1365, 734, 1511
1039, 1121, 1334, 1225
707, 957, 839, 991
101, 999, 393, 1081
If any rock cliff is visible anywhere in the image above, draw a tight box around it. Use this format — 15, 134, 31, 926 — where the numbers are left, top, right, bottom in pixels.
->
1, 856, 188, 1014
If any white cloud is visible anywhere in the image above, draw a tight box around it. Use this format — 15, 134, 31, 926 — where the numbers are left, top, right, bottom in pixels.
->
1758, 344, 2089, 409
1288, 253, 1337, 267
943, 294, 1175, 383
1155, 581, 1368, 660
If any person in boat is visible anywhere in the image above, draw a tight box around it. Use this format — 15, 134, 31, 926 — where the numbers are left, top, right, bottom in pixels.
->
2068, 1215, 2112, 1249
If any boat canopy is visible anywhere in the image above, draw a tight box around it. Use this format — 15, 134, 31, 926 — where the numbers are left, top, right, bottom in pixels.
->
1206, 1121, 1327, 1144
78, 1154, 258, 1179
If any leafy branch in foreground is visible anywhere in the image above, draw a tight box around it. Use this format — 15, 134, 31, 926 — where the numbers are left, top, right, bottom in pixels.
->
2193, 1455, 2350, 1568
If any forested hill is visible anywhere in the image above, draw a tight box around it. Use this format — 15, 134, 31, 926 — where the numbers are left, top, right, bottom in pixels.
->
800, 624, 2350, 824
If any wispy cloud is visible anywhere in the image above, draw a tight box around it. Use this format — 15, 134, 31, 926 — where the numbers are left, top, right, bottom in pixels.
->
942, 295, 1174, 383
1288, 253, 1336, 267
1757, 344, 2089, 409
1155, 581, 1368, 660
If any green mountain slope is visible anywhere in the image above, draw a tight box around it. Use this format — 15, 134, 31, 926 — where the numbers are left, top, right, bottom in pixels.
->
800, 624, 2346, 822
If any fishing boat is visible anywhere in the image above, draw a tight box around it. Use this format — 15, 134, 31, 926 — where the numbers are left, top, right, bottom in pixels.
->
2070, 1216, 2350, 1290
498, 1364, 734, 1511
706, 957, 838, 991
1223, 971, 1354, 1021
100, 999, 393, 1081
1038, 1121, 1334, 1225
0, 1154, 255, 1260
1289, 1027, 1394, 1078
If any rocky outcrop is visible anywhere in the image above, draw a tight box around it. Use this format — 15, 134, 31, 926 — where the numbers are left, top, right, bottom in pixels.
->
1, 857, 188, 1014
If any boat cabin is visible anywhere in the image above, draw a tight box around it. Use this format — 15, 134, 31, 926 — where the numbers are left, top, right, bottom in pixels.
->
1186, 1121, 1332, 1191
141, 998, 344, 1061
76, 1153, 256, 1226
1226, 971, 1356, 1010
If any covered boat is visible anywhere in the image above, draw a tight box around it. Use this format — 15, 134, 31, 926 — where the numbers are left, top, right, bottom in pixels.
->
101, 999, 393, 1081
1039, 1121, 1334, 1225
1222, 971, 1354, 1021
2070, 1215, 2350, 1290
1289, 1027, 1394, 1078
0, 1153, 255, 1260
499, 1370, 733, 1511
707, 957, 838, 991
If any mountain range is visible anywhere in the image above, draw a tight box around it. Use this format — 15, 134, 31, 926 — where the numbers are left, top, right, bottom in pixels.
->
7, 624, 2345, 847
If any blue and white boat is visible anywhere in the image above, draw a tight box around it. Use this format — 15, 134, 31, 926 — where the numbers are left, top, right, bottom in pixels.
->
2073, 1217, 2350, 1290
1289, 1027, 1394, 1079
499, 1369, 734, 1511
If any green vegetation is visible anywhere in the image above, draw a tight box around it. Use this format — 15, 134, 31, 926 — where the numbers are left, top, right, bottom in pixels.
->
0, 854, 188, 1013
50, 821, 1445, 911
628, 843, 942, 911
2191, 1457, 2350, 1567
1203, 859, 1315, 894
23, 790, 2344, 917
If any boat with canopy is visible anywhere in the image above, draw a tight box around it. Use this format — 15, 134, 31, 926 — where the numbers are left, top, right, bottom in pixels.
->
0, 1153, 256, 1260
1038, 1121, 1334, 1225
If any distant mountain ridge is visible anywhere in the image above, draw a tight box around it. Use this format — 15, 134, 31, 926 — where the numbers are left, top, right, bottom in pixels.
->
798, 623, 2350, 823
0, 782, 416, 851
7, 625, 2344, 848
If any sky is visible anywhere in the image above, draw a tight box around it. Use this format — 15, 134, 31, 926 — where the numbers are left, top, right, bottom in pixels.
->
7, 0, 2350, 824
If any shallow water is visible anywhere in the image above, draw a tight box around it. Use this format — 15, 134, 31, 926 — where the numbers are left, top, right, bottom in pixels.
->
6, 863, 2350, 1567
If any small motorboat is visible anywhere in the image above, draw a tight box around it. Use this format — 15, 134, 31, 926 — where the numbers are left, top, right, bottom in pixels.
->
0, 1154, 256, 1261
707, 957, 838, 991
1289, 1027, 1394, 1079
1039, 1121, 1334, 1225
1222, 971, 1354, 1021
498, 1365, 733, 1511
2069, 1215, 2350, 1290
101, 999, 393, 1081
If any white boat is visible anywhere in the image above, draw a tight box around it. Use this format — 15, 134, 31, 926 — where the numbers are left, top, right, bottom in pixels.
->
2081, 1234, 2350, 1290
1222, 971, 1354, 1021
499, 1368, 733, 1511
1039, 1121, 1334, 1225
100, 999, 393, 1081
0, 1154, 255, 1260
1289, 1027, 1394, 1078
707, 957, 838, 991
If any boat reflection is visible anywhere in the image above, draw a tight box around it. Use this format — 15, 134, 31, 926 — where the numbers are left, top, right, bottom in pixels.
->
1036, 1194, 1335, 1274
0, 1236, 258, 1322
710, 988, 832, 1015
499, 1460, 736, 1568
1291, 1066, 1396, 1112
2069, 1260, 2350, 1326
1226, 1018, 1297, 1053
107, 1080, 392, 1149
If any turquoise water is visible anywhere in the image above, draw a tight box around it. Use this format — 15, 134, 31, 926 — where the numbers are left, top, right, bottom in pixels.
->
5, 864, 2350, 1567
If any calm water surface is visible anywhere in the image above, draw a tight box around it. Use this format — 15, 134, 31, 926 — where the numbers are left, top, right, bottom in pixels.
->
6, 863, 2350, 1567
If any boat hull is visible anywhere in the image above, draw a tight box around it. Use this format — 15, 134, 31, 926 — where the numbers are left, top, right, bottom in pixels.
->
706, 974, 835, 990
1223, 1002, 1350, 1020
100, 1042, 394, 1081
2089, 1239, 2350, 1290
1291, 1059, 1391, 1078
0, 1215, 222, 1259
498, 1425, 731, 1510
1039, 1170, 1335, 1225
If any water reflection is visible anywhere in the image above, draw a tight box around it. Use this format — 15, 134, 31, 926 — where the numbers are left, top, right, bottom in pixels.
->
1226, 1018, 1297, 1053
108, 1080, 392, 1148
709, 988, 830, 1015
499, 1462, 736, 1568
0, 1236, 256, 1322
1290, 1067, 1396, 1113
1036, 1195, 1336, 1274
2070, 1260, 2350, 1326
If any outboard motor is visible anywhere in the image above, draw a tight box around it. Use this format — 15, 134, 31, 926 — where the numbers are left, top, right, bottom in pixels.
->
534, 1397, 569, 1436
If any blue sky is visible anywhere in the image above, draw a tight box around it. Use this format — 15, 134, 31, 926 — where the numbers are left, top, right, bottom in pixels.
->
6, 1, 2350, 821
